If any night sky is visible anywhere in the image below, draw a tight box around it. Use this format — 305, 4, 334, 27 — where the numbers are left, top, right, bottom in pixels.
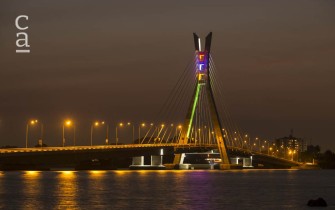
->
1, 1, 335, 150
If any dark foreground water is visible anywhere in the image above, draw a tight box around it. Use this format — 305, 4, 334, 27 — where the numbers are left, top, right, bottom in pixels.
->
0, 169, 334, 209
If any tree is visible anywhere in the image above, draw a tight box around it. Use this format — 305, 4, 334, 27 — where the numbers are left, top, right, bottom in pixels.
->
317, 150, 335, 169
300, 145, 320, 163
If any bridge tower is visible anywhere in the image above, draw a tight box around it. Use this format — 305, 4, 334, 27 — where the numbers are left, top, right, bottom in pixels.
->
174, 32, 230, 169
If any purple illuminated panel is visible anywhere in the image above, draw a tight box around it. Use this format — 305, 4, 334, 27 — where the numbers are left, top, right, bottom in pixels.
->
196, 52, 207, 72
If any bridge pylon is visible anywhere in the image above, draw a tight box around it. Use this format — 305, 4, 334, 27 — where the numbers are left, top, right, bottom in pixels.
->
174, 32, 230, 169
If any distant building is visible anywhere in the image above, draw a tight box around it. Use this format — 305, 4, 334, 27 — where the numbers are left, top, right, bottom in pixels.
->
275, 130, 306, 153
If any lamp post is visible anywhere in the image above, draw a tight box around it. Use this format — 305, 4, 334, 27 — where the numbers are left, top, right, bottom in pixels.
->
198, 128, 201, 146
176, 125, 182, 143
253, 143, 256, 151
156, 124, 165, 144
245, 134, 250, 150
288, 150, 292, 160
116, 122, 123, 145
91, 121, 99, 146
293, 150, 296, 161
264, 140, 270, 154
91, 121, 108, 146
25, 119, 38, 148
232, 131, 236, 147
127, 122, 135, 144
222, 128, 229, 145
62, 120, 73, 147
105, 123, 109, 145
138, 123, 145, 144
256, 137, 260, 152
263, 140, 269, 154
39, 123, 44, 147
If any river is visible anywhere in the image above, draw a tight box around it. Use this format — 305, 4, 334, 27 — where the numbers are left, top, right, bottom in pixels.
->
0, 169, 334, 209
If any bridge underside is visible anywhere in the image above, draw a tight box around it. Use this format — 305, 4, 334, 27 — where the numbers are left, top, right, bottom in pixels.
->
0, 146, 175, 170
0, 145, 299, 170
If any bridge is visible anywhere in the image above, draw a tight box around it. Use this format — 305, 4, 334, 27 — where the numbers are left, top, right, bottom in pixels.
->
0, 144, 299, 170
0, 32, 301, 170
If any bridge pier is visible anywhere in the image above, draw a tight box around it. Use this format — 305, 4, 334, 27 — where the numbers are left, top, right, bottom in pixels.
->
219, 164, 231, 170
173, 152, 231, 170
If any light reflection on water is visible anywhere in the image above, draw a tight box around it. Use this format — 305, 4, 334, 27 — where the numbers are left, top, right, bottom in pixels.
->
56, 171, 78, 209
0, 170, 334, 209
22, 171, 41, 209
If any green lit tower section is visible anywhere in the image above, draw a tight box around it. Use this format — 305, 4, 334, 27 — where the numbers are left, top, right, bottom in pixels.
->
181, 34, 208, 142
175, 32, 230, 169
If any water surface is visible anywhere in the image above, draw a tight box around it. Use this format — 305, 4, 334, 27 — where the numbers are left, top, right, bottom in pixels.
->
0, 170, 334, 209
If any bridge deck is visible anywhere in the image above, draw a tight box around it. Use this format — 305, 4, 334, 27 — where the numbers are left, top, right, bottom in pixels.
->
0, 144, 217, 154
0, 144, 300, 166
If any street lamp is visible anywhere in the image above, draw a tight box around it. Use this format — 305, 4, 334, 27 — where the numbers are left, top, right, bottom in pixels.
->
167, 123, 174, 143
263, 140, 270, 154
288, 150, 292, 160
256, 137, 261, 152
288, 150, 296, 161
176, 125, 182, 142
115, 122, 123, 145
62, 120, 74, 147
115, 122, 133, 144
91, 121, 109, 145
222, 128, 230, 145
198, 128, 201, 145
104, 122, 109, 145
91, 121, 99, 146
138, 123, 146, 144
292, 150, 296, 161
156, 124, 165, 144
140, 123, 154, 144
127, 122, 135, 144
245, 134, 250, 150
25, 119, 40, 148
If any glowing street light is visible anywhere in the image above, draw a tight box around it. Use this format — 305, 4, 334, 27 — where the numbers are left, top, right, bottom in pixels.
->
255, 137, 261, 152
289, 150, 296, 161
103, 121, 109, 145
127, 122, 135, 144
138, 123, 146, 144
116, 122, 135, 144
25, 119, 41, 148
62, 120, 74, 147
65, 120, 72, 126
91, 121, 109, 145
115, 122, 124, 145
139, 123, 154, 144
153, 123, 165, 144
175, 124, 183, 142
91, 121, 100, 146
244, 134, 251, 150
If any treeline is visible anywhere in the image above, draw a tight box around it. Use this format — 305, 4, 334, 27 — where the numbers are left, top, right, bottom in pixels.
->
301, 145, 335, 169
317, 150, 335, 169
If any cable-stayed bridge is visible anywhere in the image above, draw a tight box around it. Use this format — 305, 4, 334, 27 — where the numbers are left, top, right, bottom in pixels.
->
0, 33, 301, 170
